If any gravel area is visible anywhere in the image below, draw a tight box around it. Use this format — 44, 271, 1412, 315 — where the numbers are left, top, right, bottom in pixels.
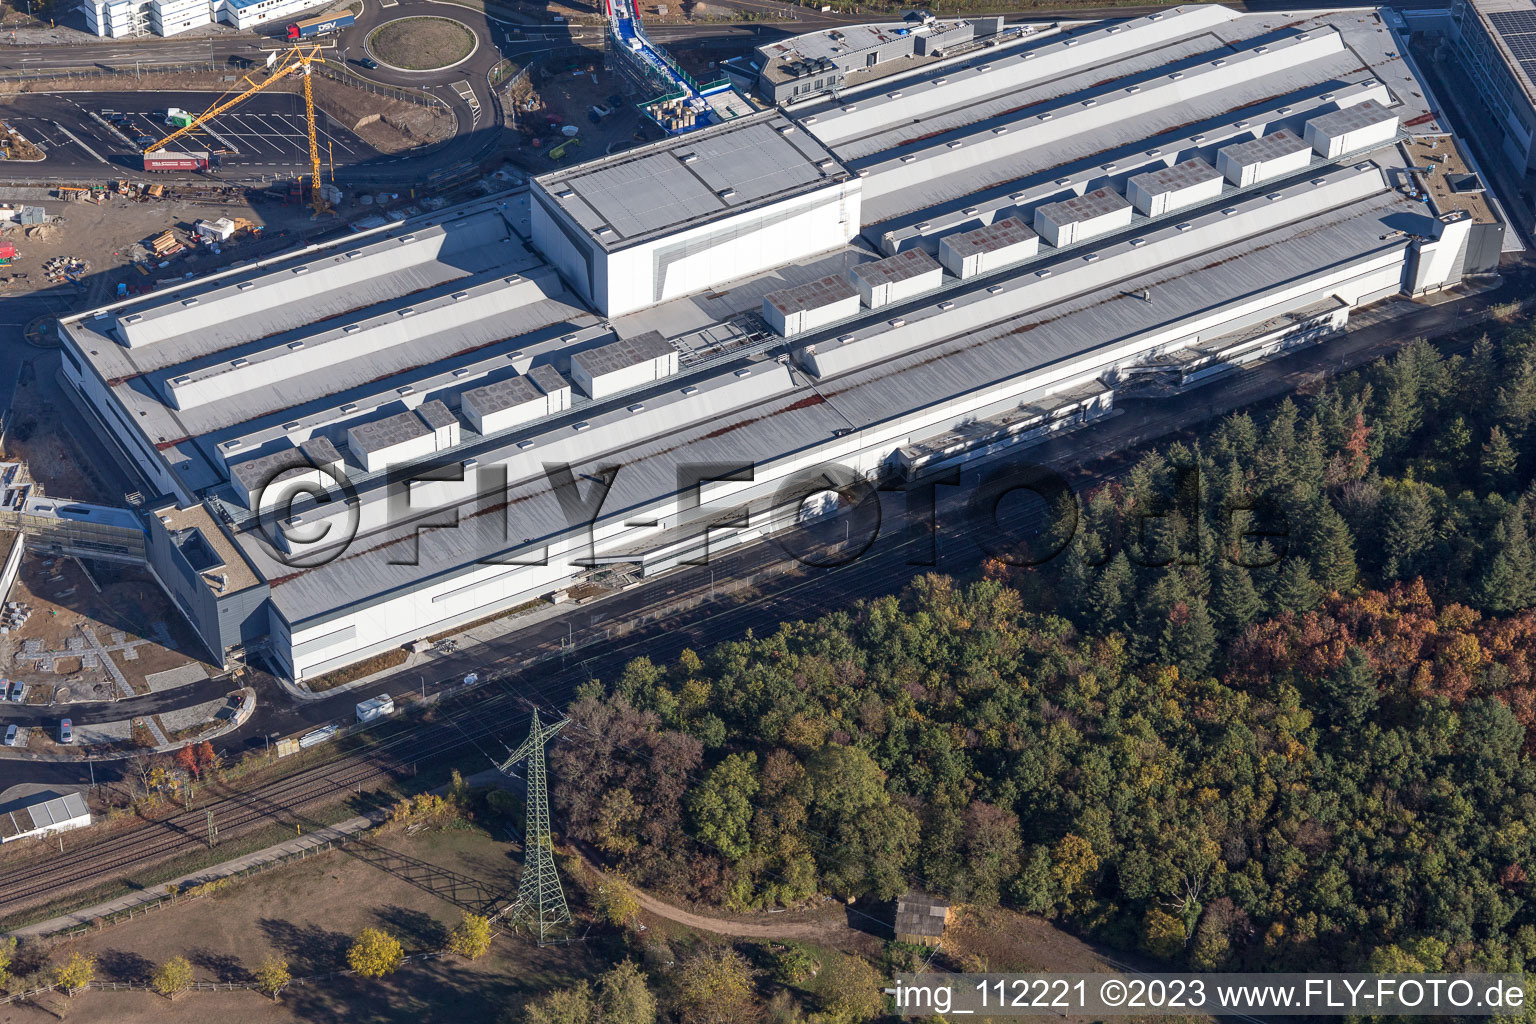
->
143, 662, 208, 693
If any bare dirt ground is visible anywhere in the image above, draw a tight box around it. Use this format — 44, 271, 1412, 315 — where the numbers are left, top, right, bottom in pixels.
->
503, 60, 653, 173
0, 553, 211, 704
5, 829, 579, 1023
0, 191, 316, 308
311, 74, 453, 152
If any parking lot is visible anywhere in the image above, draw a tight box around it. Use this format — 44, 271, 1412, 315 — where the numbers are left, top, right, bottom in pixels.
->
0, 91, 380, 176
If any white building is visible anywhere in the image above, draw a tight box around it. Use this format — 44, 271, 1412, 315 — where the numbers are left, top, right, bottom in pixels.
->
938, 218, 1040, 278
850, 249, 943, 308
83, 0, 146, 35
1216, 130, 1314, 186
0, 793, 91, 843
55, 5, 1511, 683
82, 0, 210, 36
213, 0, 332, 30
1305, 98, 1401, 158
531, 113, 862, 317
763, 275, 861, 337
1033, 188, 1134, 247
82, 0, 334, 34
1126, 159, 1225, 216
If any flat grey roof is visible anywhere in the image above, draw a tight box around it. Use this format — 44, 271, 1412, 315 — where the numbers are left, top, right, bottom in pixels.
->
1221, 128, 1309, 164
765, 274, 860, 315
536, 113, 850, 251
1307, 98, 1397, 135
229, 447, 310, 493
416, 400, 457, 430
1, 793, 88, 840
572, 331, 675, 378
1127, 157, 1222, 195
942, 216, 1038, 257
350, 409, 432, 454
463, 374, 542, 416
1036, 187, 1131, 225
300, 436, 342, 465
527, 364, 571, 394
851, 248, 942, 286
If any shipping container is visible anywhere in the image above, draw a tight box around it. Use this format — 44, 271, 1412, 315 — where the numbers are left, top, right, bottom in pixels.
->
356, 693, 395, 723
143, 150, 210, 172
287, 12, 354, 39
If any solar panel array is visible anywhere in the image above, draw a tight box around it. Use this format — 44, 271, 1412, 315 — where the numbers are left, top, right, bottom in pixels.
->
1487, 9, 1536, 85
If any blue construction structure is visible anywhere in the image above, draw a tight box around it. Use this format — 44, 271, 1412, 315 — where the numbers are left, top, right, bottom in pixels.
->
605, 0, 749, 134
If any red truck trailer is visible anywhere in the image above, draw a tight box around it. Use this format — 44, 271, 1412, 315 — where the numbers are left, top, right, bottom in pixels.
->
143, 150, 210, 172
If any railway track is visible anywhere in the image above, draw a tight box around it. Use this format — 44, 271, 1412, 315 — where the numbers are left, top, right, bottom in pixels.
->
0, 683, 551, 922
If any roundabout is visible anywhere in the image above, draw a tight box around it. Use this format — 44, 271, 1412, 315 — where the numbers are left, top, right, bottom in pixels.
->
365, 15, 479, 73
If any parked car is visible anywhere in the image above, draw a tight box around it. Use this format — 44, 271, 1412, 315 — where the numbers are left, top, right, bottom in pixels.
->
59, 719, 72, 744
8, 680, 23, 702
358, 57, 379, 70
4, 724, 16, 746
134, 134, 154, 148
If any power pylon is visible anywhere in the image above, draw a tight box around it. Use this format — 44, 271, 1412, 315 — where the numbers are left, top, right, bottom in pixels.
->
492, 709, 571, 943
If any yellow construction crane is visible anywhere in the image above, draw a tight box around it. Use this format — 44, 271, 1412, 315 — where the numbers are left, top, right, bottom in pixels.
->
145, 45, 331, 215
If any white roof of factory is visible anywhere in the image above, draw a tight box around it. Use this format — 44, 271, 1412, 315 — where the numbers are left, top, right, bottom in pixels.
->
940, 217, 1037, 257
55, 4, 1470, 629
1127, 158, 1223, 196
571, 331, 675, 378
1221, 129, 1311, 164
1306, 97, 1398, 134
797, 5, 1240, 152
816, 2, 1442, 226
850, 248, 941, 286
765, 274, 860, 315
242, 171, 1433, 625
534, 112, 851, 251
871, 77, 1389, 254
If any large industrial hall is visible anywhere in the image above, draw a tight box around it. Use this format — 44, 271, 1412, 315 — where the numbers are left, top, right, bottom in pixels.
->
57, 4, 1513, 682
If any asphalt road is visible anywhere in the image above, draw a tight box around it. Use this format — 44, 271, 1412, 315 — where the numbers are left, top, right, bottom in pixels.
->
0, 674, 234, 727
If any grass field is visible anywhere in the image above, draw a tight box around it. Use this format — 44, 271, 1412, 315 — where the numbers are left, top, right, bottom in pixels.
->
7, 828, 585, 1024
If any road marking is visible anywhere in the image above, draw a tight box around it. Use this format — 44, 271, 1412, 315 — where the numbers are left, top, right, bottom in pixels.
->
51, 121, 107, 164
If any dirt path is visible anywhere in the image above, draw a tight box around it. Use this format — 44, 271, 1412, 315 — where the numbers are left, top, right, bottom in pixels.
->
630, 886, 852, 940
575, 851, 856, 941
